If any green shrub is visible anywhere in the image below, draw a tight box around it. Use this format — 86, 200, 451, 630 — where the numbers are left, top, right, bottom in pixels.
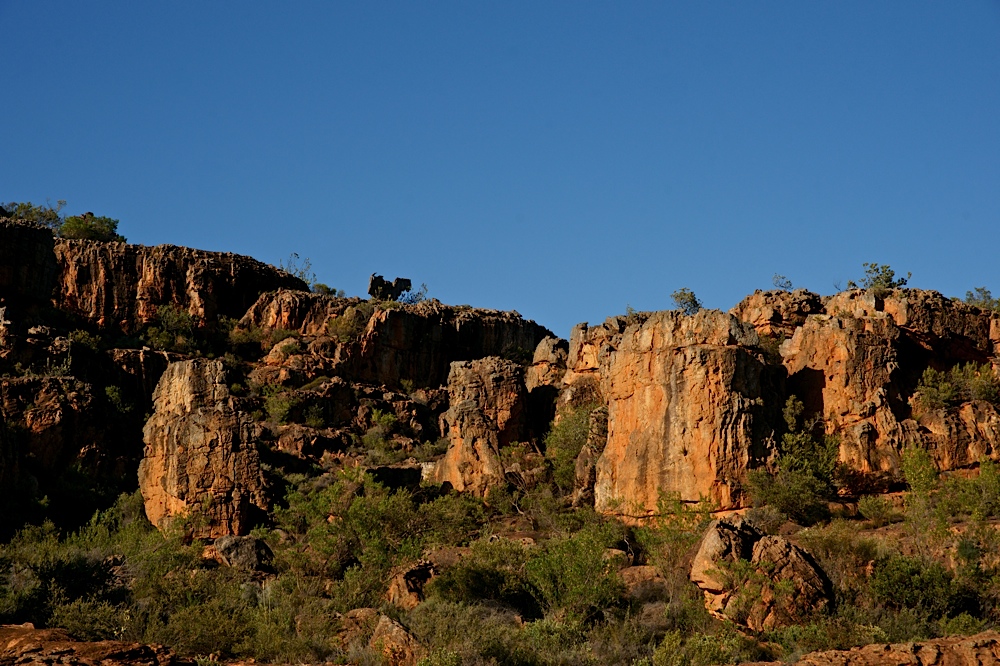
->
869, 555, 954, 617
426, 538, 540, 618
143, 304, 199, 354
857, 495, 894, 525
327, 304, 374, 342
2, 199, 65, 230
68, 329, 103, 353
60, 213, 125, 242
671, 288, 702, 315
847, 263, 910, 295
544, 405, 596, 495
965, 287, 1000, 311
263, 386, 299, 424
524, 523, 627, 620
916, 364, 1000, 410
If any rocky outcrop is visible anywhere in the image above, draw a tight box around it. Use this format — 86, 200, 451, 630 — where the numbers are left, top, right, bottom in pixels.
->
138, 359, 267, 538
386, 560, 436, 610
52, 240, 307, 332
780, 313, 902, 473
730, 289, 824, 339
796, 631, 1000, 666
593, 310, 771, 513
690, 517, 832, 632
369, 615, 424, 666
240, 289, 364, 336
242, 294, 552, 389
526, 336, 568, 392
211, 534, 274, 572
0, 623, 189, 666
433, 357, 527, 495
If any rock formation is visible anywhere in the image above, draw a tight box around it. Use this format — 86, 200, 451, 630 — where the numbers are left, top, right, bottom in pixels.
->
796, 631, 1000, 666
591, 310, 771, 513
53, 239, 307, 332
368, 274, 412, 302
690, 517, 832, 631
433, 357, 528, 495
730, 289, 825, 339
138, 359, 267, 538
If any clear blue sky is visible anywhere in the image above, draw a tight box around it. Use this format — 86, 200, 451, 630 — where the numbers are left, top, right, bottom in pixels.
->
2, 2, 998, 338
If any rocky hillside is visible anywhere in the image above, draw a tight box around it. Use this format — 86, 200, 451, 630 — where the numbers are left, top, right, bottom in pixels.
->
3, 216, 1000, 665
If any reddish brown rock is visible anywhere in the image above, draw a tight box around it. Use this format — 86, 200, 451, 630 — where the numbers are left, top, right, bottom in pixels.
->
138, 359, 267, 538
780, 313, 903, 473
369, 615, 424, 666
690, 517, 832, 632
796, 631, 1000, 666
593, 310, 770, 513
0, 622, 188, 666
433, 357, 528, 495
240, 288, 364, 335
730, 289, 824, 338
526, 336, 568, 392
52, 239, 307, 332
386, 560, 436, 610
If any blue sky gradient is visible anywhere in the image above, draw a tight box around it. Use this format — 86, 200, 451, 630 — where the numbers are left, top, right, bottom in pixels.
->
2, 2, 998, 336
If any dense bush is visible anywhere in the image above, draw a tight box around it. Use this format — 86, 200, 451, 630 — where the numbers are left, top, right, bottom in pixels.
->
670, 288, 702, 315
544, 405, 596, 495
846, 263, 910, 295
916, 363, 1000, 410
59, 213, 126, 242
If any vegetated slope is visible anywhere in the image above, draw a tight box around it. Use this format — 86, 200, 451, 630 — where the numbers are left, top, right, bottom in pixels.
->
3, 216, 1000, 665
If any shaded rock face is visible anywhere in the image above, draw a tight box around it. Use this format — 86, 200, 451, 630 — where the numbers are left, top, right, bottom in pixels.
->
212, 534, 274, 572
433, 357, 528, 495
796, 631, 1000, 666
138, 359, 267, 538
690, 517, 832, 632
53, 239, 307, 332
730, 289, 825, 339
571, 406, 608, 507
592, 310, 771, 513
0, 219, 58, 308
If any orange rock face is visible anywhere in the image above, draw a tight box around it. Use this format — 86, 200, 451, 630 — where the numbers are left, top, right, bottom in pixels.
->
433, 357, 528, 496
52, 239, 307, 332
591, 310, 770, 513
730, 289, 824, 338
138, 359, 267, 538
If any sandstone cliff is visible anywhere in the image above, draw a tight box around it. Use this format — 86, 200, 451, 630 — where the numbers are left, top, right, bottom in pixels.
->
138, 359, 267, 538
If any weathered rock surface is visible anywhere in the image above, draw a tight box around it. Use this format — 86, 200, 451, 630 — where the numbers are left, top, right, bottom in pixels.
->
0, 622, 189, 666
433, 357, 528, 495
386, 560, 436, 610
138, 359, 267, 538
690, 517, 832, 631
368, 274, 411, 301
731, 289, 825, 339
369, 615, 424, 666
593, 310, 771, 513
52, 239, 307, 332
240, 288, 365, 336
795, 631, 1000, 666
211, 534, 274, 572
242, 294, 552, 389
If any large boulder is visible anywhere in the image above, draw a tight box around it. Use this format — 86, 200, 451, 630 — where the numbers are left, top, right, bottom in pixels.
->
433, 357, 528, 496
138, 359, 267, 538
593, 310, 771, 512
690, 517, 832, 632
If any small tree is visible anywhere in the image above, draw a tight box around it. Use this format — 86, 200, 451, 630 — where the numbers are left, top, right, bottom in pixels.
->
2, 199, 66, 231
846, 263, 910, 293
671, 288, 702, 315
965, 287, 1000, 311
772, 274, 793, 291
60, 213, 125, 242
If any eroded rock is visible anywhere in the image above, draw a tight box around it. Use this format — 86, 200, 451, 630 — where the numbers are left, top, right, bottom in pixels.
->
138, 359, 267, 538
690, 517, 832, 631
433, 357, 528, 495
